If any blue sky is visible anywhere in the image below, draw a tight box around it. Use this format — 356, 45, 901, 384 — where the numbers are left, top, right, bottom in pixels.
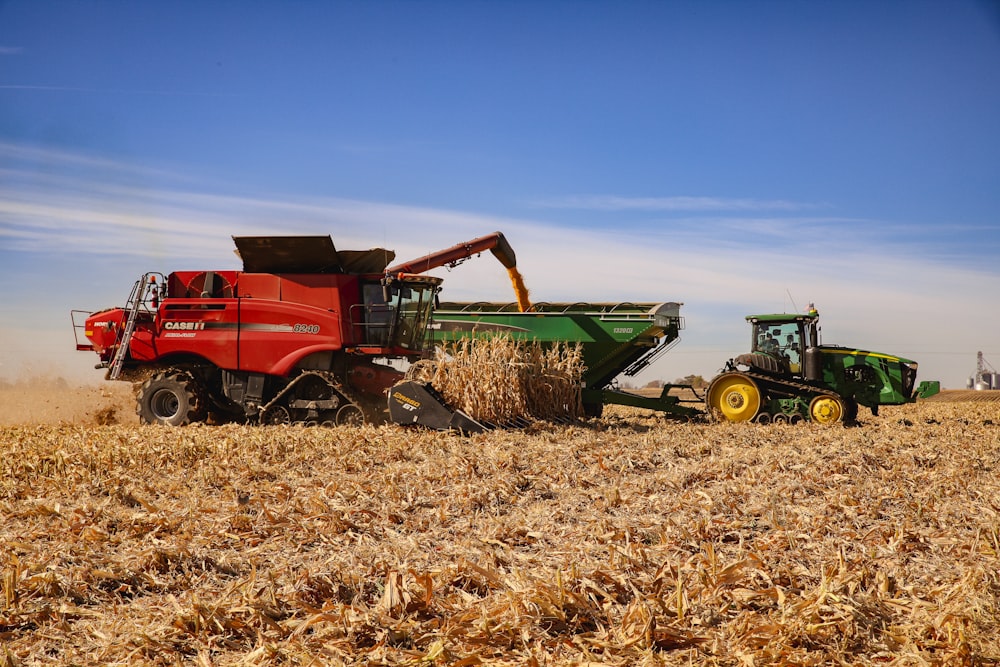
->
1, 1, 999, 389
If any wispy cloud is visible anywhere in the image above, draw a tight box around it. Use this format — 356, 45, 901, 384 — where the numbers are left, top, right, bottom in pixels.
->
1, 141, 996, 387
530, 195, 821, 212
0, 141, 182, 179
0, 46, 23, 55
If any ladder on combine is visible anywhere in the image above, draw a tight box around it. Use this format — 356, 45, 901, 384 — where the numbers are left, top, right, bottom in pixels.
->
108, 275, 155, 380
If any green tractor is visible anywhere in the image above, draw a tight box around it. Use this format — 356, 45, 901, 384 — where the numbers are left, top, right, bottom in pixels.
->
706, 307, 939, 424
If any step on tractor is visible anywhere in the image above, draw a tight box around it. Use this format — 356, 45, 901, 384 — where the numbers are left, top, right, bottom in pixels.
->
705, 306, 940, 424
72, 232, 518, 426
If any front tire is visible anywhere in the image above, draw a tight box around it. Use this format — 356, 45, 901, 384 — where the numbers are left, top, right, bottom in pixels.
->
137, 370, 206, 426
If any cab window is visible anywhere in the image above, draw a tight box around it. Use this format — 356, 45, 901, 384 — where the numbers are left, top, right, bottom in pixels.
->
754, 321, 802, 366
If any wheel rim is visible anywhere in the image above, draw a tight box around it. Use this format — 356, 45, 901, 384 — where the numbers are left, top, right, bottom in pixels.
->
261, 405, 291, 425
810, 395, 844, 424
708, 374, 761, 422
336, 404, 365, 426
754, 412, 772, 424
150, 388, 181, 420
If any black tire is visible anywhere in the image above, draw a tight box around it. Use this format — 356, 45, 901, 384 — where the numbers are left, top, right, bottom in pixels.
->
583, 402, 604, 419
844, 398, 859, 424
136, 370, 206, 426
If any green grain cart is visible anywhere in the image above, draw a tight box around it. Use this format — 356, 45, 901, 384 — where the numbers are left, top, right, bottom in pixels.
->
387, 301, 701, 429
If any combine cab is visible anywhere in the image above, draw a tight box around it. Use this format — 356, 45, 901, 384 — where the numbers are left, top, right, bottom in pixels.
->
706, 307, 939, 424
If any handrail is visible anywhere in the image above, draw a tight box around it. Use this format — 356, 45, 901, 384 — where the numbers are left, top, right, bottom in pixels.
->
70, 310, 93, 351
108, 275, 156, 380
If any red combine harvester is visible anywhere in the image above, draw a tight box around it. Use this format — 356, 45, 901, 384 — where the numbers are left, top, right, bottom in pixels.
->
72, 232, 517, 427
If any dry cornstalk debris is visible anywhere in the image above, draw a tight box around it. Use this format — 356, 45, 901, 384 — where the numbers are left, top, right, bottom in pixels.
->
0, 396, 998, 665
429, 336, 585, 424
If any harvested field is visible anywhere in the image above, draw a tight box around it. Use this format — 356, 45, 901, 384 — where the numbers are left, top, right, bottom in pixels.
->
1, 392, 999, 665
924, 389, 1000, 403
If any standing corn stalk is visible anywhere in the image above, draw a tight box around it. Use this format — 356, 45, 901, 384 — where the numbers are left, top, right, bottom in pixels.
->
428, 335, 584, 424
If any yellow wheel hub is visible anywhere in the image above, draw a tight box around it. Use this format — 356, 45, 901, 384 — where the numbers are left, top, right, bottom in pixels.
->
809, 395, 844, 424
707, 373, 761, 422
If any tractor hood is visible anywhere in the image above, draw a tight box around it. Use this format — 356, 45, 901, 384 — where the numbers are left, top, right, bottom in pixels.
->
818, 345, 914, 365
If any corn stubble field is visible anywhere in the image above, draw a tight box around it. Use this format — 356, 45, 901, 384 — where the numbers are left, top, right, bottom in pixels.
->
1, 383, 999, 665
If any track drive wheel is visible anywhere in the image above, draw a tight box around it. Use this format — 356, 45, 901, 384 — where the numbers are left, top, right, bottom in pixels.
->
336, 403, 365, 426
136, 370, 206, 426
809, 394, 845, 424
261, 405, 291, 425
706, 372, 761, 422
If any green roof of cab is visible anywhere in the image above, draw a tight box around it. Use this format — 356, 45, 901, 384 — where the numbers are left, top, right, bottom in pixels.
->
746, 313, 819, 323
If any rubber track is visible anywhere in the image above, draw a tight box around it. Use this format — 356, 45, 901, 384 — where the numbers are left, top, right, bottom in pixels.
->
312, 370, 369, 417
258, 370, 371, 423
735, 368, 843, 406
314, 370, 383, 423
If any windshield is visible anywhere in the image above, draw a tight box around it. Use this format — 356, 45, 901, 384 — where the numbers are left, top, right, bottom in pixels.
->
753, 321, 803, 367
388, 282, 437, 351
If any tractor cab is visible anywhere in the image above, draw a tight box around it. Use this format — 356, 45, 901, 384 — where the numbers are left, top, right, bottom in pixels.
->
747, 312, 820, 377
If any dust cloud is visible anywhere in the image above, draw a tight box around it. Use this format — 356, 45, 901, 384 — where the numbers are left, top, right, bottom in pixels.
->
0, 377, 137, 426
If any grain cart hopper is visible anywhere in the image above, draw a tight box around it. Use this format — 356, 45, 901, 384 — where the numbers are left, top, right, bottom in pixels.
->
387, 301, 703, 429
71, 232, 517, 426
706, 306, 940, 424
